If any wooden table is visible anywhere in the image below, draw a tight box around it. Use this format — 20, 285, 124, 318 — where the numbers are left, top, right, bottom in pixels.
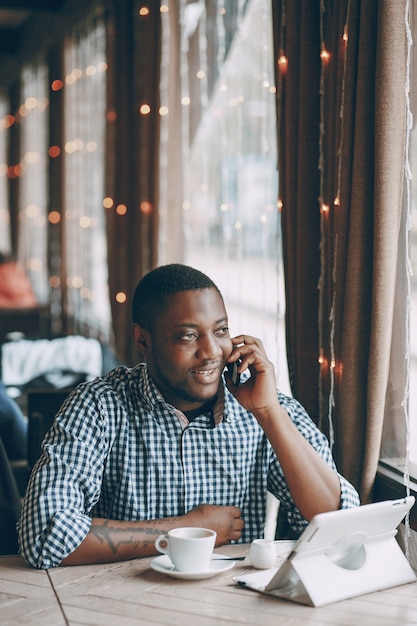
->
1, 543, 416, 626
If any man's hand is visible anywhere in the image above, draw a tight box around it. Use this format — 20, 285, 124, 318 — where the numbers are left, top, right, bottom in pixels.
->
225, 334, 280, 421
184, 504, 243, 546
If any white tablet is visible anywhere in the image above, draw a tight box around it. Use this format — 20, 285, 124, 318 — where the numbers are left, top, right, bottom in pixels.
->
280, 495, 414, 561
235, 497, 416, 606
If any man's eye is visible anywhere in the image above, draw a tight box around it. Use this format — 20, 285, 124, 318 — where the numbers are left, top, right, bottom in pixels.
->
179, 333, 197, 342
215, 326, 229, 336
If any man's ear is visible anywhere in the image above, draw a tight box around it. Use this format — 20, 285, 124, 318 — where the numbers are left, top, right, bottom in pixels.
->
133, 323, 151, 356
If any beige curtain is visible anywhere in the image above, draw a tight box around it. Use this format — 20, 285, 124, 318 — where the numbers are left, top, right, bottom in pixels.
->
357, 1, 408, 501
273, 0, 408, 502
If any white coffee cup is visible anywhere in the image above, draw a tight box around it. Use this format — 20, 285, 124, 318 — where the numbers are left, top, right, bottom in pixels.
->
249, 539, 276, 569
154, 527, 216, 572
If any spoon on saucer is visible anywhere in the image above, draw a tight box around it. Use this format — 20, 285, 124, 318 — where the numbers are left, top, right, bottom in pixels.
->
211, 556, 246, 561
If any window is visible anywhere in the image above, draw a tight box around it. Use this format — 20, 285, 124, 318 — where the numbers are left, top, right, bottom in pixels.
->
160, 0, 289, 392
62, 15, 110, 339
18, 63, 49, 302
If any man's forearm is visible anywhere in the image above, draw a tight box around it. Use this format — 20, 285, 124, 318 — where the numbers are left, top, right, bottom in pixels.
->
60, 503, 244, 566
255, 405, 341, 520
61, 517, 180, 565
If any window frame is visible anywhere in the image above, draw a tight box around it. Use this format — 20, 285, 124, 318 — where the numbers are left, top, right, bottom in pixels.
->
375, 464, 417, 531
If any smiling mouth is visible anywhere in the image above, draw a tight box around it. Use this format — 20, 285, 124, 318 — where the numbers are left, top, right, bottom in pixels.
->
191, 366, 221, 381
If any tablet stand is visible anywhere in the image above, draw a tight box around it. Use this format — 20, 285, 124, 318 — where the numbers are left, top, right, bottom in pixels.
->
265, 531, 416, 607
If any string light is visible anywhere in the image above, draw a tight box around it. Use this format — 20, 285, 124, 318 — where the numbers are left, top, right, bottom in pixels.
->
49, 275, 60, 288
27, 257, 43, 272
115, 291, 127, 303
320, 5, 350, 437
51, 79, 63, 91
25, 96, 37, 110
25, 203, 39, 218
318, 0, 334, 442
48, 145, 61, 158
320, 47, 330, 63
79, 216, 91, 228
278, 54, 288, 73
334, 7, 351, 209
48, 211, 60, 224
140, 200, 152, 214
403, 0, 413, 558
116, 204, 127, 215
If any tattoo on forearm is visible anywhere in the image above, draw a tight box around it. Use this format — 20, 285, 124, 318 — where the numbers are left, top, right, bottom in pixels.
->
91, 520, 163, 554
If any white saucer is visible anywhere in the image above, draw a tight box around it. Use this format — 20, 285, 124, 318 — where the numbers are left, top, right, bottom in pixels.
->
150, 555, 235, 580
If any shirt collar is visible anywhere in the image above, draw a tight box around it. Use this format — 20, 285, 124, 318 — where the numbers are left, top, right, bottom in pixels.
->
135, 363, 166, 409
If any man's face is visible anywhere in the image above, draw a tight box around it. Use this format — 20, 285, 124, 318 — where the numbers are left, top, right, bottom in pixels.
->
135, 288, 233, 412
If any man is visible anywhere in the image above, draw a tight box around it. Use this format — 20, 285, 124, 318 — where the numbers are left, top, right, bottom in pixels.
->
18, 264, 359, 568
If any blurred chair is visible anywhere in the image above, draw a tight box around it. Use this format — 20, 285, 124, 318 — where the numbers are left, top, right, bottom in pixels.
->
27, 388, 73, 470
0, 305, 50, 344
0, 435, 21, 555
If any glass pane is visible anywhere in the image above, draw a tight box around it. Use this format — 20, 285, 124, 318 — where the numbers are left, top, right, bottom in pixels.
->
63, 17, 110, 338
18, 63, 49, 302
181, 0, 289, 391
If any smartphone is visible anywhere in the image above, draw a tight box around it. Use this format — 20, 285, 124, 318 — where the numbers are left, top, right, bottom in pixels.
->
227, 360, 241, 386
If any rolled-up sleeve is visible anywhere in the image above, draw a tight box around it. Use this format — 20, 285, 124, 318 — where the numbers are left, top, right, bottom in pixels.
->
267, 392, 360, 535
17, 385, 108, 568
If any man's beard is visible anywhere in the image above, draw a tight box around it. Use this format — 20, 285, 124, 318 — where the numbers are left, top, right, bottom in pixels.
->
152, 357, 219, 406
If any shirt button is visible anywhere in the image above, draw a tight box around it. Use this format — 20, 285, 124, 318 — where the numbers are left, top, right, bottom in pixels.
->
187, 467, 193, 474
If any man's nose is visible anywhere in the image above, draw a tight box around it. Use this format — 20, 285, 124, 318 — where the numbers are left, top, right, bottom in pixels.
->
196, 335, 223, 359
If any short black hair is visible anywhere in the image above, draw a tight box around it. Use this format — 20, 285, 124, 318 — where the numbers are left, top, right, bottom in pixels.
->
131, 264, 222, 330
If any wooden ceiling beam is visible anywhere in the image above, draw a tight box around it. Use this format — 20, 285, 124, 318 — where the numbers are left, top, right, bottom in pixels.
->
0, 1, 64, 10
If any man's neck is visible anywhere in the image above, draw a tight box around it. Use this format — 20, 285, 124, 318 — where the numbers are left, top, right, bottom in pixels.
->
182, 397, 217, 422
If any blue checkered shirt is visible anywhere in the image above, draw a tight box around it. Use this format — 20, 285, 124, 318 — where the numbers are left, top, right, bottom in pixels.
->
18, 364, 359, 568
